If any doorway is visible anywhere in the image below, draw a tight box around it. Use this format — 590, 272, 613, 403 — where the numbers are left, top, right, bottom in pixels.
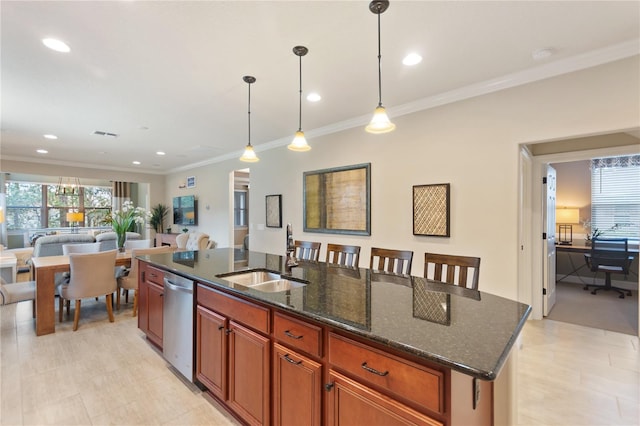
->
232, 169, 250, 250
519, 130, 640, 337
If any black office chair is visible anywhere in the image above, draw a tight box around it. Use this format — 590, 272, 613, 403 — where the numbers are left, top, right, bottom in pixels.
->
583, 237, 633, 299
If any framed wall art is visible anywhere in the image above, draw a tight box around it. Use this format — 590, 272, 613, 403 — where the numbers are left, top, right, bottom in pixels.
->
303, 163, 371, 235
186, 176, 196, 188
265, 194, 282, 228
413, 183, 450, 237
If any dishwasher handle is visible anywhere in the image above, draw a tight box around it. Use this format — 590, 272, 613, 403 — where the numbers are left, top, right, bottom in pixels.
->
164, 277, 194, 294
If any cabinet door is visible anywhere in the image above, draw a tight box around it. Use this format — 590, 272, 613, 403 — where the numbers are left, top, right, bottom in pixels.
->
146, 281, 164, 348
138, 275, 149, 334
326, 371, 442, 426
228, 321, 270, 426
273, 343, 322, 426
196, 305, 227, 400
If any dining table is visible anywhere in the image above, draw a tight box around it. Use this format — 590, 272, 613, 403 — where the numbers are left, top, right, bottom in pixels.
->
31, 251, 131, 336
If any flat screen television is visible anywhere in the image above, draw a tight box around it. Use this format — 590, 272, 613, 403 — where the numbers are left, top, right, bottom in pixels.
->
173, 195, 197, 226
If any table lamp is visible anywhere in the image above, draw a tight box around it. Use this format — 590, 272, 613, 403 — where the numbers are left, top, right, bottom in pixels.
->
556, 208, 579, 245
66, 211, 84, 233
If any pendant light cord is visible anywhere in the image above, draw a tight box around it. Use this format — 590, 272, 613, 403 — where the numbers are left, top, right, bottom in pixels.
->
298, 54, 303, 132
247, 81, 252, 147
376, 12, 383, 107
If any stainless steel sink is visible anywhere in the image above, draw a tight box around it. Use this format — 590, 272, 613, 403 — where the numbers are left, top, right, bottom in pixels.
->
217, 270, 306, 293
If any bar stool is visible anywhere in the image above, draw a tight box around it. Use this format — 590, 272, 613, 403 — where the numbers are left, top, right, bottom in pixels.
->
369, 247, 413, 274
294, 240, 321, 261
424, 253, 481, 290
326, 244, 361, 267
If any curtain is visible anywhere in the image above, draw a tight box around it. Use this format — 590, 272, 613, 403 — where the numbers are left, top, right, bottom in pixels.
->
112, 181, 131, 211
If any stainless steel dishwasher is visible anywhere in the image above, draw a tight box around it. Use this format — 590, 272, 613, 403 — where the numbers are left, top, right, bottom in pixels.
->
162, 272, 194, 382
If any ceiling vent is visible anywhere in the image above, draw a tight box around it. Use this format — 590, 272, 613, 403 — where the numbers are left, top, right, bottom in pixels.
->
92, 130, 119, 138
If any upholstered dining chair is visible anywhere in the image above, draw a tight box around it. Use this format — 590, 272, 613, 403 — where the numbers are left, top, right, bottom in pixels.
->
57, 250, 118, 331
424, 253, 481, 290
62, 242, 101, 255
370, 247, 414, 275
176, 232, 212, 251
117, 246, 175, 315
326, 243, 361, 267
124, 239, 153, 250
294, 240, 321, 261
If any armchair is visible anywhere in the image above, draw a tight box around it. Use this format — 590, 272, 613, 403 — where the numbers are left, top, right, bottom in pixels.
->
175, 232, 213, 251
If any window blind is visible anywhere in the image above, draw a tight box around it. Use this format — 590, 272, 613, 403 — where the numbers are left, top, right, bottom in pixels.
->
591, 155, 640, 240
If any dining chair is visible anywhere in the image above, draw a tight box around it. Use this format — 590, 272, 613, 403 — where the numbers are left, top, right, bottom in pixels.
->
370, 247, 414, 275
57, 250, 118, 331
326, 243, 361, 267
583, 237, 633, 298
117, 246, 175, 315
124, 239, 153, 250
424, 253, 481, 290
294, 240, 321, 261
62, 242, 101, 255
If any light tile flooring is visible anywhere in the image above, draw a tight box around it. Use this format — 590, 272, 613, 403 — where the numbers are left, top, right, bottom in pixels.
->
1, 298, 639, 425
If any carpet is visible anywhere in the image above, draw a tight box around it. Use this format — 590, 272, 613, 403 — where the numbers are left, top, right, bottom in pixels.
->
546, 281, 638, 335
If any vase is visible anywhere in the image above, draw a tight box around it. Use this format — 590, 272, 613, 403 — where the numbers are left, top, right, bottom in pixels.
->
116, 232, 126, 252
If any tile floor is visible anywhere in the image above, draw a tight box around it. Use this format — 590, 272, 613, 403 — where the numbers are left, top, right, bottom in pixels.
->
1, 297, 638, 425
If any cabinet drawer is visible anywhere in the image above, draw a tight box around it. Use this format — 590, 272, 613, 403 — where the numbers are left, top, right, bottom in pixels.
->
141, 263, 164, 286
328, 333, 444, 415
273, 312, 322, 358
197, 285, 269, 334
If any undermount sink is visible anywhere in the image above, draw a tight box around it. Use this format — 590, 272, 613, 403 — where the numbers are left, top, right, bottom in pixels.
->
217, 270, 306, 293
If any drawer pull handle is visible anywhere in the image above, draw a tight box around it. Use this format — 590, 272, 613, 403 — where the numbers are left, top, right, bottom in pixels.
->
284, 354, 303, 365
284, 330, 303, 340
217, 325, 224, 331
361, 362, 389, 377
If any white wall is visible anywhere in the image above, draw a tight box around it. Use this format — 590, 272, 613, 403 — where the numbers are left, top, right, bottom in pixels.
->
190, 56, 638, 301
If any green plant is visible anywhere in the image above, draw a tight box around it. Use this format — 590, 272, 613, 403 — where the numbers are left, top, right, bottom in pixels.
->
149, 203, 169, 233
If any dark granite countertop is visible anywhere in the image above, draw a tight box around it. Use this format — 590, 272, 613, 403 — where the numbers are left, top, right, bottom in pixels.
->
141, 248, 531, 381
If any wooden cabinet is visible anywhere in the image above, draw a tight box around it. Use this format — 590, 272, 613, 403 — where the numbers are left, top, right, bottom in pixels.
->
273, 342, 322, 426
196, 285, 270, 425
138, 262, 165, 348
326, 370, 442, 426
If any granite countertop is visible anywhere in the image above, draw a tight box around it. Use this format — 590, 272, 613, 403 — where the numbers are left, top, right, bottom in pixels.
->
141, 248, 531, 381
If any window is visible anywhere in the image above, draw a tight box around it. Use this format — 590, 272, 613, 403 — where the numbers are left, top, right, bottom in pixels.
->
234, 190, 248, 227
4, 181, 112, 230
591, 155, 640, 240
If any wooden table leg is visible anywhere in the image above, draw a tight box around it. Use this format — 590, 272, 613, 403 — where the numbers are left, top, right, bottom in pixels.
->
35, 267, 56, 336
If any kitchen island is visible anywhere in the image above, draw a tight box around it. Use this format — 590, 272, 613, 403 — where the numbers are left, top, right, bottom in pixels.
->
138, 248, 530, 426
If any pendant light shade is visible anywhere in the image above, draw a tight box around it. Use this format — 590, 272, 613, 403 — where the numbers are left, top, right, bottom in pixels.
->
240, 75, 259, 162
365, 0, 395, 134
288, 45, 311, 152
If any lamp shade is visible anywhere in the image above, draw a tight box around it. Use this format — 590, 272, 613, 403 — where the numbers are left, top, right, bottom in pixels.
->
556, 208, 579, 224
66, 212, 84, 223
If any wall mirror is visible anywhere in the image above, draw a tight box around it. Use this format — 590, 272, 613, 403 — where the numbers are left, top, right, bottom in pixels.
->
303, 163, 371, 235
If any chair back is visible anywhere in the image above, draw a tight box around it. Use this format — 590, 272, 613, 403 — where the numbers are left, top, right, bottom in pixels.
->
176, 232, 210, 251
294, 240, 321, 261
63, 242, 101, 255
124, 239, 153, 250
127, 246, 175, 285
370, 247, 413, 275
326, 243, 361, 267
589, 238, 630, 272
65, 250, 118, 299
424, 253, 481, 290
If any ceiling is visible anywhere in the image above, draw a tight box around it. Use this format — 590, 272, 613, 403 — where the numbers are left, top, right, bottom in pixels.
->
2, 1, 639, 175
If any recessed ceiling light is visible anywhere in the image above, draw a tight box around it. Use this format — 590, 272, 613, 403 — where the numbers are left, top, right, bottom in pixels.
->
42, 38, 70, 53
532, 48, 554, 60
306, 93, 321, 102
132, 161, 141, 165
36, 149, 48, 154
156, 151, 166, 156
43, 134, 58, 140
402, 53, 422, 66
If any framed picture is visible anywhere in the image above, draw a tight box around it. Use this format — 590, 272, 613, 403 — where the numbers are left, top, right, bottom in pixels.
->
186, 176, 196, 188
265, 194, 282, 228
303, 163, 371, 235
413, 183, 450, 237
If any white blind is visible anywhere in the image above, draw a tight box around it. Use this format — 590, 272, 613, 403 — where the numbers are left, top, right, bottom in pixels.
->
591, 155, 640, 240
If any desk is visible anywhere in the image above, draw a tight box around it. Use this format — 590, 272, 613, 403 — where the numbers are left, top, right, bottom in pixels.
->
31, 252, 131, 336
556, 244, 639, 282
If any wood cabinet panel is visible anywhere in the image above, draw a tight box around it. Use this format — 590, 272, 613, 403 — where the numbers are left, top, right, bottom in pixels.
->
273, 312, 322, 358
228, 321, 270, 426
328, 333, 444, 415
197, 285, 269, 334
138, 262, 165, 348
326, 371, 442, 426
147, 281, 164, 347
196, 305, 227, 400
273, 343, 322, 426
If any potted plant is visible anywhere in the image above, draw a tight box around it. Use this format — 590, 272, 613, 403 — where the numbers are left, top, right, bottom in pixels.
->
150, 204, 169, 234
103, 201, 150, 251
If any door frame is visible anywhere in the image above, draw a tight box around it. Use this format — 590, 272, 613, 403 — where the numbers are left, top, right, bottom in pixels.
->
521, 143, 640, 336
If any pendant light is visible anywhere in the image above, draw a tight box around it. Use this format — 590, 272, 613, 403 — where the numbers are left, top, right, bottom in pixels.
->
288, 46, 311, 152
240, 76, 259, 162
365, 0, 395, 134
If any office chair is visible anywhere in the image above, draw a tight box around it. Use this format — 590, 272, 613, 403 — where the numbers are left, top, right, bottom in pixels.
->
583, 237, 633, 299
